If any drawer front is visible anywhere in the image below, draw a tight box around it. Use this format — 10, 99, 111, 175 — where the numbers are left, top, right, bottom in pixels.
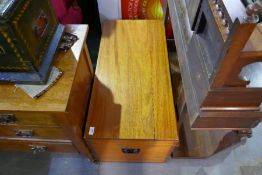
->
0, 125, 68, 140
0, 139, 76, 154
87, 140, 176, 162
0, 112, 62, 127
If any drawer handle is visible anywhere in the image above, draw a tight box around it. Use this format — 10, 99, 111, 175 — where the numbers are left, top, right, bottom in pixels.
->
121, 148, 140, 154
0, 114, 17, 125
29, 145, 48, 154
14, 130, 34, 137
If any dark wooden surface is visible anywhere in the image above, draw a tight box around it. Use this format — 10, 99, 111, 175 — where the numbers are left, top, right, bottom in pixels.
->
212, 23, 256, 88
168, 0, 262, 130
172, 105, 244, 158
168, 0, 261, 157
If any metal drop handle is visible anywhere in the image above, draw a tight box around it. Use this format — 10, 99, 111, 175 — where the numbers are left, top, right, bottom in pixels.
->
14, 130, 34, 137
29, 145, 48, 154
0, 114, 17, 125
122, 148, 140, 154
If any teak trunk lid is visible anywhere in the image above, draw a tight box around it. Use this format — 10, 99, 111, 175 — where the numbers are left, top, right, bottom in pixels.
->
85, 20, 179, 142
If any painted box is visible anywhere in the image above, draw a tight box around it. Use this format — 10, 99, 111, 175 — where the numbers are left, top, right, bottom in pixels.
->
0, 0, 64, 84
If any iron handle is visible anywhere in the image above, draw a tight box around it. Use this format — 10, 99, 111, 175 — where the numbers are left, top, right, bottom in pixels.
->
14, 129, 34, 137
0, 114, 17, 125
29, 145, 48, 154
121, 148, 140, 154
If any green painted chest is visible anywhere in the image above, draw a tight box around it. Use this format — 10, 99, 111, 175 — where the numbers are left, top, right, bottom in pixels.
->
0, 0, 64, 84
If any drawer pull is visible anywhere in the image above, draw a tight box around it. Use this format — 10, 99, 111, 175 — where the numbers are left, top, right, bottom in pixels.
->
0, 114, 17, 125
122, 148, 140, 154
14, 130, 34, 137
29, 145, 48, 154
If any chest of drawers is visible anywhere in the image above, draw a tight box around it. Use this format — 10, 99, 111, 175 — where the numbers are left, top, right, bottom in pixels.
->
84, 20, 179, 162
0, 25, 94, 158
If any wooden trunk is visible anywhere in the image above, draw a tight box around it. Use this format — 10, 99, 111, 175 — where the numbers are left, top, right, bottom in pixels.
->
84, 20, 179, 163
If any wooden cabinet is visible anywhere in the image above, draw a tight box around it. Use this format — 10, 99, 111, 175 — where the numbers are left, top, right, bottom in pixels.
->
0, 25, 94, 159
167, 0, 262, 158
168, 0, 262, 130
84, 20, 179, 162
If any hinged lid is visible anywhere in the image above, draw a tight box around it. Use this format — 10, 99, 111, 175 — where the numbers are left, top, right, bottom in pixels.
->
85, 20, 179, 141
0, 0, 17, 18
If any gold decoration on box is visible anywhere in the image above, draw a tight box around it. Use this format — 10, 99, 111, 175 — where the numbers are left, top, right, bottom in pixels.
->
0, 30, 27, 70
12, 0, 35, 62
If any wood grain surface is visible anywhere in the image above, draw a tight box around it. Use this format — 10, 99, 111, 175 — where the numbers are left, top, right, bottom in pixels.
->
243, 25, 262, 52
86, 20, 178, 141
0, 125, 68, 140
0, 140, 77, 153
87, 139, 176, 162
0, 112, 61, 127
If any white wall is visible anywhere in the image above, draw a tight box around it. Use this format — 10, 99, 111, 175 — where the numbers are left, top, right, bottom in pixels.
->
97, 0, 122, 25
